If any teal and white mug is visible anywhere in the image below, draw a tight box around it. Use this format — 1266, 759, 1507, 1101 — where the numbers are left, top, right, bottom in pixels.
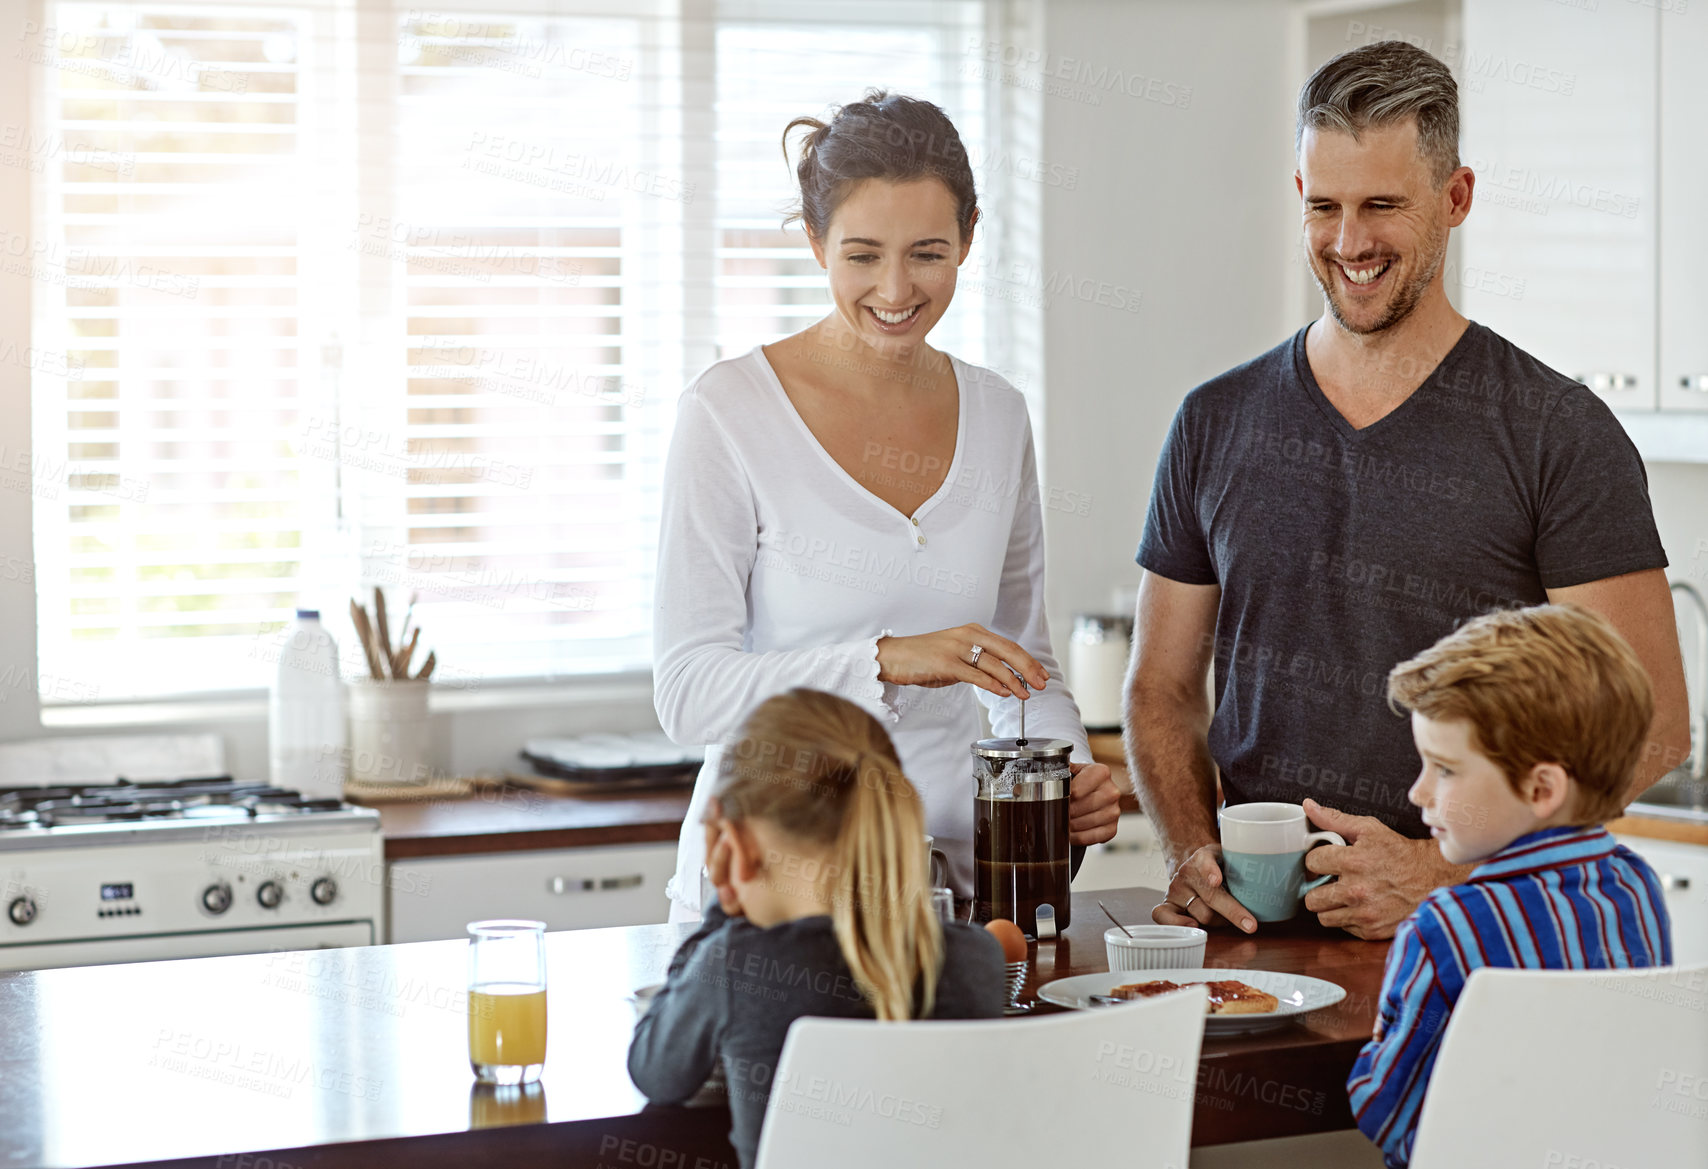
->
1217, 803, 1347, 923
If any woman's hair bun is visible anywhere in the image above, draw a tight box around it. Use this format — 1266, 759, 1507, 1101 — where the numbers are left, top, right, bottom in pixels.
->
782, 90, 977, 241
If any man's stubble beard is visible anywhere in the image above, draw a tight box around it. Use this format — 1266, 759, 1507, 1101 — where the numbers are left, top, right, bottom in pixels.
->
1311, 221, 1447, 337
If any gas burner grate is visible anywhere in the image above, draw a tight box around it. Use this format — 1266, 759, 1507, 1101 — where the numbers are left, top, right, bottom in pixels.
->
32, 802, 190, 826
0, 775, 355, 829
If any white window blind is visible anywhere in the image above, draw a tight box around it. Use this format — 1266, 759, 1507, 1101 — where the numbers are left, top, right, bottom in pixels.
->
30, 1, 322, 701
381, 8, 666, 681
29, 0, 1022, 702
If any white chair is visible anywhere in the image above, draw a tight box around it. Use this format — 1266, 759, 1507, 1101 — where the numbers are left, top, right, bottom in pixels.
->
753, 984, 1208, 1169
1410, 963, 1708, 1169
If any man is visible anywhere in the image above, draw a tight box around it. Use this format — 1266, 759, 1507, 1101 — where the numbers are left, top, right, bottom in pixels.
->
1126, 42, 1689, 940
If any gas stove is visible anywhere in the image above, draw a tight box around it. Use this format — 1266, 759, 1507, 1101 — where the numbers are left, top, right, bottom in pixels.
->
0, 776, 383, 973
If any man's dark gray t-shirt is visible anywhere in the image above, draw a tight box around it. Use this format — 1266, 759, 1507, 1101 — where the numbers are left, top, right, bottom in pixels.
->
1136, 322, 1666, 835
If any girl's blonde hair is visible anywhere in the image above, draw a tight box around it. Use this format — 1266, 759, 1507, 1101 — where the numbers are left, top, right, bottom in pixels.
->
712, 688, 943, 1021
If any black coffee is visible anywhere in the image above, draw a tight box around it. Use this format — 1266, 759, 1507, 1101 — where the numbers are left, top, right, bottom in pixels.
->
973, 795, 1071, 934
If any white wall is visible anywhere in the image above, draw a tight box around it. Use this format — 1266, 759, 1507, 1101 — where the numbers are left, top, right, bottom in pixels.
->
1037, 0, 1300, 638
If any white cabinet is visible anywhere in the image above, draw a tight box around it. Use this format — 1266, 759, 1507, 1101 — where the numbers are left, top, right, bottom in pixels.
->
1459, 0, 1658, 408
387, 842, 677, 943
1073, 812, 1171, 894
1615, 835, 1708, 966
1659, 3, 1708, 413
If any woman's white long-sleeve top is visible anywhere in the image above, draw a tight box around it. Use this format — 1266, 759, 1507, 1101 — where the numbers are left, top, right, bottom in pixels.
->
653, 345, 1089, 912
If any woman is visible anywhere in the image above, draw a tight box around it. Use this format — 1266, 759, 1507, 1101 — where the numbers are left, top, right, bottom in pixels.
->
654, 90, 1120, 921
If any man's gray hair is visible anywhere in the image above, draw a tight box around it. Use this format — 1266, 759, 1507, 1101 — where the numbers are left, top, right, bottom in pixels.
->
1296, 41, 1460, 186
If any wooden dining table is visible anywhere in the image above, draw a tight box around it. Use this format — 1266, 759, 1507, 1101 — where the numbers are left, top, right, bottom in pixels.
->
0, 884, 1391, 1168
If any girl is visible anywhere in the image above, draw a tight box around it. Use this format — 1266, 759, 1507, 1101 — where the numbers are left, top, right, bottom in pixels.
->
653, 90, 1120, 922
627, 689, 1005, 1168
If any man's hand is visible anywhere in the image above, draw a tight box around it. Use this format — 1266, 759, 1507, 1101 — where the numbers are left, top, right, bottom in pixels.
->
1302, 798, 1469, 939
1152, 842, 1258, 933
1068, 761, 1121, 846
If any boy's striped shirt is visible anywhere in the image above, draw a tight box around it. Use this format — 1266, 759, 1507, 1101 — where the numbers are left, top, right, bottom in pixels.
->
1347, 825, 1671, 1167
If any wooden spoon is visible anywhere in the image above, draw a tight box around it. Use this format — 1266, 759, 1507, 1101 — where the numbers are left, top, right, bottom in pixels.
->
348, 599, 385, 681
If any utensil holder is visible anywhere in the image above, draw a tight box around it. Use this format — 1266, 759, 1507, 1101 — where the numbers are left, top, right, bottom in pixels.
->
347, 679, 437, 789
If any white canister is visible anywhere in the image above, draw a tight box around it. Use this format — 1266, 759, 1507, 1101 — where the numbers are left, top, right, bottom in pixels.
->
346, 679, 438, 787
1068, 614, 1132, 731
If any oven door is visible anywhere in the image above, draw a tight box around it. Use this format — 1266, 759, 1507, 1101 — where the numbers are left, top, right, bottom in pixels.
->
0, 921, 375, 973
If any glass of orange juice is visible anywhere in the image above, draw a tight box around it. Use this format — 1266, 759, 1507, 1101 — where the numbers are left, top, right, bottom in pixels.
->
467, 919, 547, 1084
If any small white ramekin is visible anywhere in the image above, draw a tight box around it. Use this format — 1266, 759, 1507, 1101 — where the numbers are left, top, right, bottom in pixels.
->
1104, 925, 1207, 972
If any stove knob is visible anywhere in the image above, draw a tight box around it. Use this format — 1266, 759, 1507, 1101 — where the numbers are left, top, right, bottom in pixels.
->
256, 881, 284, 910
310, 878, 337, 906
7, 897, 35, 926
201, 882, 233, 915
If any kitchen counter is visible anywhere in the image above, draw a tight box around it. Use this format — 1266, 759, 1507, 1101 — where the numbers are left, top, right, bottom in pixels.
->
372, 744, 1703, 860
0, 885, 1390, 1168
377, 785, 692, 859
1609, 813, 1708, 848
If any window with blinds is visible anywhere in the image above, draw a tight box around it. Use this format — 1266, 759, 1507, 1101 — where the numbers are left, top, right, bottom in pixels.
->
29, 0, 1011, 702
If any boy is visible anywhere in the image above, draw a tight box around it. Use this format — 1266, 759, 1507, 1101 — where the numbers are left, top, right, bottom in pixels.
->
1348, 603, 1672, 1167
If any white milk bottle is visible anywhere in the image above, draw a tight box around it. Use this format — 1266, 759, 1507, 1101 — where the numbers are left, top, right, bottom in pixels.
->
268, 608, 347, 798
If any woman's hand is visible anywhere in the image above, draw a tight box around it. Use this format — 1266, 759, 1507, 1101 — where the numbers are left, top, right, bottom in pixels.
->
875, 623, 1046, 699
1067, 761, 1121, 846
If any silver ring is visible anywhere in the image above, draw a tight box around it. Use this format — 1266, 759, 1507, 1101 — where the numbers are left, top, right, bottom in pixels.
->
1182, 895, 1199, 913
968, 644, 983, 666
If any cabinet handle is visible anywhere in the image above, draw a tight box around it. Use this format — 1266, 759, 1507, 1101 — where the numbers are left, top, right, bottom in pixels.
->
547, 874, 645, 895
1660, 874, 1690, 892
1681, 374, 1708, 394
1577, 372, 1639, 394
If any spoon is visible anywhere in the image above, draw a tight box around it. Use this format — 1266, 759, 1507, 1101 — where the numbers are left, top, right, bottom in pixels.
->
1098, 899, 1133, 938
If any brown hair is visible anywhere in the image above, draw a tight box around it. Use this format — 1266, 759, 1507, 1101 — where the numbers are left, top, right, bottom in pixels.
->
781, 89, 978, 242
1387, 604, 1653, 822
1297, 41, 1460, 186
713, 688, 942, 1021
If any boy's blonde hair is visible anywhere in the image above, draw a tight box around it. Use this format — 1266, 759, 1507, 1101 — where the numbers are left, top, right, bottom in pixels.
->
1387, 604, 1653, 822
713, 688, 942, 1022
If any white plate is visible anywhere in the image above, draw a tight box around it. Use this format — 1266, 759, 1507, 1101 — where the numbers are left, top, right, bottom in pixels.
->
1035, 968, 1349, 1035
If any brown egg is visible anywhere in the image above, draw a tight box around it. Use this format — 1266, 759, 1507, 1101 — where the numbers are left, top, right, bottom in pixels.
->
984, 918, 1028, 964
